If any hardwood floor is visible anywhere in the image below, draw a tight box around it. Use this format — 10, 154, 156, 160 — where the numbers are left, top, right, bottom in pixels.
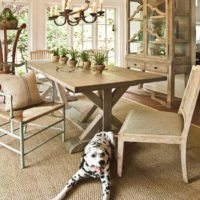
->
124, 86, 200, 126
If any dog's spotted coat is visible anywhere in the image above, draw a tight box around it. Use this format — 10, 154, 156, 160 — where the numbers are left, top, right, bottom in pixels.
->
52, 131, 115, 200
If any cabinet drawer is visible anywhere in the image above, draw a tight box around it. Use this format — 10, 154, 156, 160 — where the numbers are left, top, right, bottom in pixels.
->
127, 62, 145, 70
145, 64, 168, 74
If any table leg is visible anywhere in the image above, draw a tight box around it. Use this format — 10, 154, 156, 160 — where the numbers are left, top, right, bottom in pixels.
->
102, 88, 112, 131
65, 86, 128, 153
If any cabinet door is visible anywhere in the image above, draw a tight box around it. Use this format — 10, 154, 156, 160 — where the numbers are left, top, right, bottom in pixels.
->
146, 0, 168, 57
127, 0, 144, 55
174, 0, 190, 57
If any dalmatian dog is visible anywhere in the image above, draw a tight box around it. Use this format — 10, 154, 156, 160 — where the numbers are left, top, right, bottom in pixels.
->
52, 131, 115, 200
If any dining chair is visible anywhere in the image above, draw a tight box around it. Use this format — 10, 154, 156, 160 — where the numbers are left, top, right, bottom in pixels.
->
30, 50, 51, 60
0, 71, 65, 169
117, 65, 200, 183
28, 50, 53, 100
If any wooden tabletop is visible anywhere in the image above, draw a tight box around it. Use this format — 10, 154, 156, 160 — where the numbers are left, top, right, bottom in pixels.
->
27, 60, 167, 93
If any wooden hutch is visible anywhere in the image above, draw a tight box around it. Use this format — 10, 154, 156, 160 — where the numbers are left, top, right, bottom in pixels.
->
126, 0, 195, 107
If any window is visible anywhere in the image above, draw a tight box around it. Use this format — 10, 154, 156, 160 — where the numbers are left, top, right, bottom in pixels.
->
72, 8, 93, 50
46, 6, 116, 65
46, 6, 68, 49
97, 8, 116, 66
1, 3, 29, 62
196, 24, 200, 42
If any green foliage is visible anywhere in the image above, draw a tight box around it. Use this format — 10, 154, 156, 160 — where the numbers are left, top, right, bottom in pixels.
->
6, 13, 17, 21
51, 48, 59, 56
93, 52, 106, 65
0, 14, 3, 21
80, 51, 90, 62
60, 48, 69, 57
69, 48, 79, 61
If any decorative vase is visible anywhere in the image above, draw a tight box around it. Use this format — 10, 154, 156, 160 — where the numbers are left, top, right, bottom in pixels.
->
83, 61, 91, 69
59, 56, 69, 65
52, 55, 60, 63
69, 60, 78, 67
93, 64, 105, 74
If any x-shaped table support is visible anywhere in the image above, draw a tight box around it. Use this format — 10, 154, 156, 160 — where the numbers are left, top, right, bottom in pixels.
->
65, 86, 128, 153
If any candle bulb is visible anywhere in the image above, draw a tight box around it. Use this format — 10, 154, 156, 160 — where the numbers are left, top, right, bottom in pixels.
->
55, 5, 58, 15
76, 12, 80, 18
67, 0, 71, 9
62, 1, 65, 11
50, 6, 53, 17
92, 2, 96, 13
99, 0, 103, 11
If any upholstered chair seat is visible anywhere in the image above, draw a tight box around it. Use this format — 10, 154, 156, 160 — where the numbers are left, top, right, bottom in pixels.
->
120, 109, 183, 136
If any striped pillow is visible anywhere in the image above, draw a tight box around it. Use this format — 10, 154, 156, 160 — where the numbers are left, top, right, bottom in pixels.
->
0, 71, 43, 111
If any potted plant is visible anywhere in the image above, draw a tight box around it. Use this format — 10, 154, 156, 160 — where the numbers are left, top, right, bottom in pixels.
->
93, 52, 107, 73
59, 48, 69, 64
68, 48, 79, 67
6, 12, 18, 29
80, 51, 91, 69
0, 8, 18, 29
51, 48, 60, 62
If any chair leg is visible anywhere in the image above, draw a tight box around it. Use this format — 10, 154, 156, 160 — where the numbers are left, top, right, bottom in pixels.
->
117, 136, 124, 177
23, 124, 27, 134
181, 143, 188, 183
19, 122, 25, 169
62, 106, 66, 142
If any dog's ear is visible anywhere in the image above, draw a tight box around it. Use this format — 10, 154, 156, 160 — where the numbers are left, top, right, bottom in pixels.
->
79, 154, 86, 169
106, 131, 115, 148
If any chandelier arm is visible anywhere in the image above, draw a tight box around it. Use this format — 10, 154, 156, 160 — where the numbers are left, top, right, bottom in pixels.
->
82, 15, 98, 24
67, 16, 81, 26
69, 0, 90, 16
53, 16, 67, 26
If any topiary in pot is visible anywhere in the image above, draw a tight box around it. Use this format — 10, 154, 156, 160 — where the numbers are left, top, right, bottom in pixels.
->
51, 48, 60, 62
68, 48, 79, 67
1, 8, 18, 29
80, 51, 91, 69
93, 52, 107, 73
59, 48, 69, 64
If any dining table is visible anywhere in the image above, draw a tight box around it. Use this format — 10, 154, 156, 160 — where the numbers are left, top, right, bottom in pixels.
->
27, 60, 167, 153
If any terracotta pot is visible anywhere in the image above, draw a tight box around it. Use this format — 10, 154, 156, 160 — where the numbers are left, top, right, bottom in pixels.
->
59, 56, 69, 64
52, 55, 60, 63
6, 19, 18, 29
93, 64, 105, 74
69, 60, 78, 67
83, 61, 91, 69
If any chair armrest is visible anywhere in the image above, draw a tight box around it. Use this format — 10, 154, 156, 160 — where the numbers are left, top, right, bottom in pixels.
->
0, 91, 13, 118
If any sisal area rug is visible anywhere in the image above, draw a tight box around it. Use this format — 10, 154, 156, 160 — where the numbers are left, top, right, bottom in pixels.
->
0, 97, 200, 200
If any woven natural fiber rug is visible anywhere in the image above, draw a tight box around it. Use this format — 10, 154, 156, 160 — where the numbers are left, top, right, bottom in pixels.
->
0, 97, 200, 200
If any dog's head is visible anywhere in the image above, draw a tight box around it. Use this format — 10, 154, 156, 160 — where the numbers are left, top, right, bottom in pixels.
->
83, 131, 115, 174
84, 146, 110, 174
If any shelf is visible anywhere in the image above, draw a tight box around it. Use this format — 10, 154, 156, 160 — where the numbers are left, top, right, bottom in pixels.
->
175, 39, 188, 43
151, 15, 165, 19
149, 40, 166, 44
129, 40, 143, 43
129, 18, 143, 21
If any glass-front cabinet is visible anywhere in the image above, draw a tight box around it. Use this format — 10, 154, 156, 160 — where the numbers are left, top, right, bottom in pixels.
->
126, 0, 195, 108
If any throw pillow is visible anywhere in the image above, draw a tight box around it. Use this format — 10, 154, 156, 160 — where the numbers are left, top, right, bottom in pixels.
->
0, 71, 44, 111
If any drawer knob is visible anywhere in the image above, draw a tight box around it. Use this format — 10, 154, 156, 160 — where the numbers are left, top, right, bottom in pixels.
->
154, 66, 158, 69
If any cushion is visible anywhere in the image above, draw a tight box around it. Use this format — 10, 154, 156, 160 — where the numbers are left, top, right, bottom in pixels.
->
0, 71, 44, 111
120, 109, 184, 136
